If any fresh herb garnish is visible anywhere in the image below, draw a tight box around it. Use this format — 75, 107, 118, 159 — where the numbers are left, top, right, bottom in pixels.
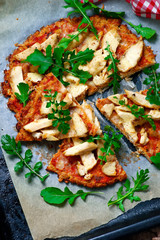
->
24, 45, 93, 85
108, 169, 149, 212
87, 125, 123, 164
64, 0, 98, 38
85, 0, 156, 40
143, 63, 160, 106
150, 153, 160, 169
118, 99, 156, 130
44, 90, 72, 134
41, 186, 101, 205
1, 135, 49, 182
58, 23, 89, 49
15, 82, 32, 107
105, 44, 121, 94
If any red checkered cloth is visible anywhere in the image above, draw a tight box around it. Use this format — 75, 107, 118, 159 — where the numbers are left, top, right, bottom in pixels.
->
80, 0, 160, 19
126, 0, 160, 19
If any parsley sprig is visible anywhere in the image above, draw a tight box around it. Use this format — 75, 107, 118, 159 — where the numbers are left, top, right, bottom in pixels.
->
108, 169, 149, 212
105, 44, 121, 94
44, 90, 72, 134
87, 126, 123, 164
24, 45, 93, 85
15, 82, 31, 107
150, 153, 160, 169
64, 0, 98, 38
118, 99, 156, 130
85, 0, 156, 40
1, 135, 49, 182
143, 63, 160, 106
41, 186, 101, 205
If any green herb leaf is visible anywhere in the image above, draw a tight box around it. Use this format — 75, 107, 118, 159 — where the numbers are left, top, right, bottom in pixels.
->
15, 83, 31, 107
143, 64, 160, 106
118, 99, 156, 130
87, 125, 122, 164
150, 153, 160, 169
23, 48, 53, 74
44, 90, 72, 134
64, 0, 98, 38
105, 44, 121, 94
108, 169, 149, 212
1, 134, 49, 182
41, 186, 101, 205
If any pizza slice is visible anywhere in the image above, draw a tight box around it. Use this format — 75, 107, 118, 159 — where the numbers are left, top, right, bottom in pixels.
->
96, 89, 160, 163
15, 73, 102, 142
47, 136, 127, 188
2, 16, 155, 106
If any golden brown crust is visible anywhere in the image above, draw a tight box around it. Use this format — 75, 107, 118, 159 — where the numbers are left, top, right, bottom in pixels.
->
47, 139, 127, 188
96, 90, 160, 163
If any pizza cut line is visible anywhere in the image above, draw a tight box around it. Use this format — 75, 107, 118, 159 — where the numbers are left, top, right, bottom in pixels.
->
96, 89, 160, 163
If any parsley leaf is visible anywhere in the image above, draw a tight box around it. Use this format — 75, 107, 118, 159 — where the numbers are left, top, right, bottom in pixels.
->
143, 63, 160, 106
41, 186, 101, 205
1, 135, 49, 182
105, 44, 121, 94
87, 125, 123, 164
118, 99, 156, 130
64, 0, 98, 38
15, 82, 31, 107
108, 169, 149, 212
150, 153, 160, 169
44, 90, 72, 134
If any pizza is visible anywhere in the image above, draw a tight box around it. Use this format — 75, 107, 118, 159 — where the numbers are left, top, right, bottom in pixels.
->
2, 15, 155, 105
1, 14, 157, 188
47, 137, 127, 188
96, 89, 160, 163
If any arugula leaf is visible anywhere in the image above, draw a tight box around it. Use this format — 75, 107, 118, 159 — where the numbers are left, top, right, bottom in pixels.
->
150, 153, 160, 169
105, 44, 121, 94
118, 99, 156, 130
23, 46, 53, 74
143, 64, 160, 106
87, 125, 123, 164
108, 169, 149, 212
41, 186, 101, 205
1, 135, 49, 182
86, 1, 156, 40
15, 83, 31, 107
120, 17, 156, 40
65, 48, 94, 66
44, 90, 72, 134
64, 0, 98, 38
58, 24, 89, 49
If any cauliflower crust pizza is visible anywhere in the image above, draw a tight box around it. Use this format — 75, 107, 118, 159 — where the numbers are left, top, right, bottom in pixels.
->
96, 90, 160, 163
1, 14, 156, 188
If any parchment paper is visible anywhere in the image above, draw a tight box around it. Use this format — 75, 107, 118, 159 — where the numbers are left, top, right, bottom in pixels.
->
0, 0, 160, 239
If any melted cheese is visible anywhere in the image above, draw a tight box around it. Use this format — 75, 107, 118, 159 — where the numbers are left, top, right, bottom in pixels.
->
15, 43, 41, 61
118, 40, 144, 72
64, 142, 97, 156
10, 66, 24, 93
24, 118, 52, 132
125, 90, 160, 109
101, 29, 121, 53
